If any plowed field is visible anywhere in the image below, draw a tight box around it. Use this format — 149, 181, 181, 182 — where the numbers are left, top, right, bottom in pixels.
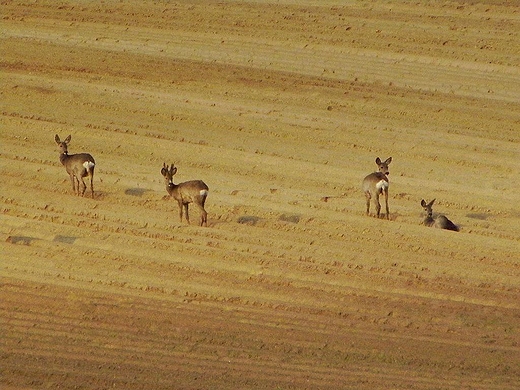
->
2, 1, 519, 389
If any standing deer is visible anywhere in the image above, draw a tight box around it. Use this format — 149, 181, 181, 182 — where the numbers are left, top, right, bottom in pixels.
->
55, 134, 96, 198
421, 199, 459, 231
362, 157, 392, 219
161, 163, 209, 227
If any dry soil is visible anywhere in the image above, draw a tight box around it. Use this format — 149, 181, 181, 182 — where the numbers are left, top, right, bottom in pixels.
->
1, 1, 520, 389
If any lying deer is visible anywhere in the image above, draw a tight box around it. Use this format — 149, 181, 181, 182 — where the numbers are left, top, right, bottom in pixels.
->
421, 199, 459, 231
161, 163, 209, 227
362, 157, 392, 219
55, 134, 96, 198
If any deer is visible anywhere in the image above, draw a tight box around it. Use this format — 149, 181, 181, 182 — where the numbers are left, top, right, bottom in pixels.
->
55, 134, 96, 198
421, 199, 459, 231
362, 157, 392, 219
161, 163, 209, 227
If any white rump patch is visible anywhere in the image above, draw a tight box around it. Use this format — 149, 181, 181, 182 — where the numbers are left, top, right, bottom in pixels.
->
83, 161, 95, 170
200, 189, 208, 197
376, 179, 389, 190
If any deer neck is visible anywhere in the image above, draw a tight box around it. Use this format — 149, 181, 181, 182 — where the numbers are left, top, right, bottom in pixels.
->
167, 181, 178, 196
424, 215, 435, 226
59, 152, 69, 165
375, 171, 388, 180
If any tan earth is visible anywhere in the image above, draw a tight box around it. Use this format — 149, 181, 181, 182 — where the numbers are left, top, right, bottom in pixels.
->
2, 1, 520, 389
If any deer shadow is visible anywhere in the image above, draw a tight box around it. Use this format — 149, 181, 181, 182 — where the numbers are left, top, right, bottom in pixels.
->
6, 236, 39, 245
125, 188, 152, 197
54, 235, 77, 244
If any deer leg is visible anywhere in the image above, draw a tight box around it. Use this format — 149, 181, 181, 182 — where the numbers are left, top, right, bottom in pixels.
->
374, 193, 381, 218
69, 174, 76, 194
74, 176, 81, 196
184, 204, 190, 225
177, 201, 183, 223
384, 189, 389, 220
365, 192, 371, 215
79, 177, 87, 196
201, 209, 207, 227
89, 171, 95, 198
194, 203, 207, 227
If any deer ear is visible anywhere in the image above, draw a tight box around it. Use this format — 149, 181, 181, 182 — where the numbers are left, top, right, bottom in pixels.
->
421, 199, 427, 207
385, 157, 392, 165
161, 167, 167, 176
55, 134, 61, 143
64, 135, 72, 144
429, 199, 436, 206
375, 157, 381, 164
171, 166, 178, 175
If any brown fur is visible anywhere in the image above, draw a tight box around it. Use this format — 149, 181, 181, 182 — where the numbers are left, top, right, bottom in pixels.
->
55, 134, 96, 198
421, 199, 459, 231
161, 163, 209, 227
362, 157, 392, 219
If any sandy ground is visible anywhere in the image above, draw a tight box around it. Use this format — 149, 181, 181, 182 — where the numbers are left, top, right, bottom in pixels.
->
1, 1, 520, 389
